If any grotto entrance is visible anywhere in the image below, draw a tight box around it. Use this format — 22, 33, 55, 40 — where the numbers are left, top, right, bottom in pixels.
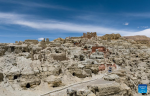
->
13, 75, 18, 80
26, 83, 30, 88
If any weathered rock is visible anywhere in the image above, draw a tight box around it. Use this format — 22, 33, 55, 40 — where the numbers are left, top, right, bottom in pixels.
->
44, 75, 62, 87
67, 88, 77, 96
88, 82, 132, 96
87, 92, 96, 96
46, 38, 50, 44
103, 74, 119, 81
0, 33, 150, 96
20, 79, 41, 89
76, 89, 91, 96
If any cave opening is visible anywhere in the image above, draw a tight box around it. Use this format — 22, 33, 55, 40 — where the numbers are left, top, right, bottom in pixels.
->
22, 50, 26, 52
72, 73, 76, 76
59, 69, 62, 74
14, 75, 18, 80
113, 59, 115, 63
84, 46, 87, 49
55, 50, 59, 53
80, 55, 84, 61
26, 83, 30, 88
52, 83, 58, 88
11, 47, 15, 52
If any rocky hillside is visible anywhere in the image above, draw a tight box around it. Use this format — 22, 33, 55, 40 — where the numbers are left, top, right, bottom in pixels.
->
124, 35, 150, 45
0, 32, 150, 96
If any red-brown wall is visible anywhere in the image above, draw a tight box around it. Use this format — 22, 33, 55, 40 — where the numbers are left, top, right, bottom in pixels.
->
92, 46, 106, 52
99, 64, 105, 71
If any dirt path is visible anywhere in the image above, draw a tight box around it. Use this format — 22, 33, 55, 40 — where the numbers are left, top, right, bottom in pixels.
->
54, 79, 114, 96
41, 77, 114, 96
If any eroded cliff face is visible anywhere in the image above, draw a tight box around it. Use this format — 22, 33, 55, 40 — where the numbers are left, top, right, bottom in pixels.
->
0, 33, 150, 96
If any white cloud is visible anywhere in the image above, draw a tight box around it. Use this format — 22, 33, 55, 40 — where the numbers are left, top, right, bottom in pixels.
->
0, 1, 72, 10
124, 22, 129, 25
0, 12, 150, 37
137, 26, 149, 29
38, 38, 44, 40
141, 26, 148, 28
124, 28, 150, 36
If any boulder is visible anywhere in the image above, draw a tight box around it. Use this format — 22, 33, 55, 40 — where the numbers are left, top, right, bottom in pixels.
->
67, 89, 95, 96
87, 83, 126, 96
67, 88, 77, 96
70, 68, 92, 78
114, 58, 123, 65
87, 92, 96, 96
83, 69, 92, 77
76, 89, 91, 96
111, 70, 126, 77
103, 74, 119, 81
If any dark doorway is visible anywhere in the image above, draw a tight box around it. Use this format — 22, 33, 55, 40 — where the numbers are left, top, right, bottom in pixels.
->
59, 69, 62, 74
26, 83, 30, 88
11, 47, 15, 52
72, 73, 76, 76
0, 73, 4, 82
113, 59, 115, 63
14, 75, 18, 80
22, 50, 26, 52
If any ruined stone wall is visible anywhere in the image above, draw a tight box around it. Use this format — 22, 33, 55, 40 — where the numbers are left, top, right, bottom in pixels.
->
82, 32, 97, 39
24, 39, 38, 44
92, 46, 106, 52
101, 33, 121, 40
70, 37, 81, 39
51, 53, 68, 61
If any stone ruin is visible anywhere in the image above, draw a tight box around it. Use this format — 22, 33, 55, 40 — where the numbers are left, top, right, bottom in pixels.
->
82, 32, 97, 39
100, 33, 121, 40
24, 39, 39, 44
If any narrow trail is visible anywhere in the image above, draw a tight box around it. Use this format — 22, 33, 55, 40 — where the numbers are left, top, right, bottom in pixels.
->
40, 74, 113, 96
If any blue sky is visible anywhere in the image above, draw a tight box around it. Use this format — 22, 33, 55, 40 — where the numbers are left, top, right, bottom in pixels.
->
0, 0, 150, 43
